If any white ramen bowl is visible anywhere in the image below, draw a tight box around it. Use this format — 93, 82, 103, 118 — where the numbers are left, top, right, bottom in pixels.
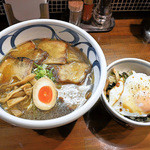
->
0, 19, 107, 129
102, 58, 150, 126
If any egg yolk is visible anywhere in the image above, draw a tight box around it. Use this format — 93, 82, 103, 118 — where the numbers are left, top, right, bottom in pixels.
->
38, 86, 53, 104
135, 91, 150, 113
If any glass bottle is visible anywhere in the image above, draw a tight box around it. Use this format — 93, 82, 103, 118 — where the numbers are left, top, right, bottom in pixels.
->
92, 0, 112, 29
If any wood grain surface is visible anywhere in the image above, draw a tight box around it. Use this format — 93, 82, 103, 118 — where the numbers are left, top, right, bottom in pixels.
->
0, 18, 150, 150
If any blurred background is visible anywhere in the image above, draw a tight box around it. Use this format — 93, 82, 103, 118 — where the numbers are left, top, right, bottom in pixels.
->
0, 0, 150, 23
0, 0, 150, 36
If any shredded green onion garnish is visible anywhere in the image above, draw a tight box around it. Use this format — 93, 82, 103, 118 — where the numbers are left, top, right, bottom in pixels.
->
33, 63, 56, 82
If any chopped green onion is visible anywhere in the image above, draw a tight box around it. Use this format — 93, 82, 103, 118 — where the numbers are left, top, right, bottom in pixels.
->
33, 63, 56, 82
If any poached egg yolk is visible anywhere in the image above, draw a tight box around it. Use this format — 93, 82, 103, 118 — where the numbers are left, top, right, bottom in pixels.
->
135, 90, 150, 114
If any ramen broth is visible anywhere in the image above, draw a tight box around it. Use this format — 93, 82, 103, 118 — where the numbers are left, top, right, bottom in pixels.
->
0, 39, 94, 120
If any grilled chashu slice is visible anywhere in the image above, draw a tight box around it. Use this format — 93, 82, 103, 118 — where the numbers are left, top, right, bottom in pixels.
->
38, 39, 67, 64
56, 62, 91, 84
9, 41, 48, 64
0, 56, 33, 84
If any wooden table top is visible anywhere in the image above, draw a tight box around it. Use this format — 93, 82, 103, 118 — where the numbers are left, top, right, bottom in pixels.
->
0, 18, 150, 150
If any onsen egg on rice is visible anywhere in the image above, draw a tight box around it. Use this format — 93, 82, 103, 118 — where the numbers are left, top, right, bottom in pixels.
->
105, 68, 150, 122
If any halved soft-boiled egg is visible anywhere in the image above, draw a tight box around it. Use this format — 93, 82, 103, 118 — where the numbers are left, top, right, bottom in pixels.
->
33, 77, 57, 110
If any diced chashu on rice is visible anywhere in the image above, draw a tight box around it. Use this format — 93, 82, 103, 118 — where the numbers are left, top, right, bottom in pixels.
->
38, 39, 67, 64
57, 62, 91, 84
9, 41, 48, 64
0, 56, 33, 84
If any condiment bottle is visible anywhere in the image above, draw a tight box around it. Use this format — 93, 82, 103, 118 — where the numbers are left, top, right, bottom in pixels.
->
82, 0, 94, 24
68, 1, 83, 26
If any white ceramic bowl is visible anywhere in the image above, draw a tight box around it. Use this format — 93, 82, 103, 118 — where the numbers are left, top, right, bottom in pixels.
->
0, 19, 107, 129
102, 58, 150, 126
